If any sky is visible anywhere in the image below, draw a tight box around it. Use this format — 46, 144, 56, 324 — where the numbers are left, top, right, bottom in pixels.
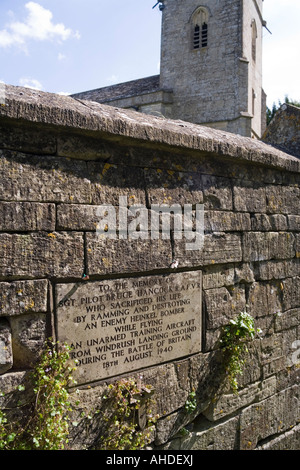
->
0, 0, 299, 109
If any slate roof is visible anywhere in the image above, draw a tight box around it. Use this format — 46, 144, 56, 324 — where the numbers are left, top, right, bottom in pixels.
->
71, 75, 161, 103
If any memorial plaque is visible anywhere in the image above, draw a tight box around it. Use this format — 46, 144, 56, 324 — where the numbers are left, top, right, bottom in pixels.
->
56, 271, 202, 384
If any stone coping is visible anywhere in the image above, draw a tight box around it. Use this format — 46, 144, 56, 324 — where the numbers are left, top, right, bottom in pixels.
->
1, 83, 299, 174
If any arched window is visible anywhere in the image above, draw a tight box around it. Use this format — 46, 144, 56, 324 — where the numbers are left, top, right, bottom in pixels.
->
251, 20, 257, 62
191, 7, 209, 49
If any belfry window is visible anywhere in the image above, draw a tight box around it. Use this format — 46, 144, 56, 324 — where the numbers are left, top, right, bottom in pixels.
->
192, 7, 209, 50
201, 22, 208, 47
194, 25, 200, 48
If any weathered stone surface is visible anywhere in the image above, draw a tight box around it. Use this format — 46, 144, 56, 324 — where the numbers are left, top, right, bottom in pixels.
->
281, 277, 300, 311
86, 232, 172, 275
0, 279, 48, 316
157, 415, 239, 451
203, 285, 246, 329
145, 167, 203, 206
243, 232, 295, 262
2, 84, 300, 174
266, 185, 300, 215
205, 210, 251, 232
0, 232, 84, 279
202, 265, 235, 290
88, 162, 146, 206
247, 281, 282, 317
0, 150, 91, 203
0, 371, 32, 407
233, 181, 266, 213
254, 259, 300, 281
287, 214, 300, 231
57, 134, 112, 160
0, 319, 13, 373
203, 377, 276, 422
0, 124, 56, 155
0, 202, 56, 232
57, 204, 101, 231
240, 386, 300, 450
201, 175, 233, 210
9, 313, 47, 368
257, 423, 300, 450
174, 233, 242, 267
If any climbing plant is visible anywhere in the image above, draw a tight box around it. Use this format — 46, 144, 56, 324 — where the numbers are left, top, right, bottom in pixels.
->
220, 311, 262, 393
0, 340, 77, 450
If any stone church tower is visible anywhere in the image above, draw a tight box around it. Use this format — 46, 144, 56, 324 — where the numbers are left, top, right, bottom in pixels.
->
72, 0, 266, 138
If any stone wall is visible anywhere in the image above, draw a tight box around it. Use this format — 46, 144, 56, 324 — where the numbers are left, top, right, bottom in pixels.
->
0, 84, 299, 450
263, 104, 300, 158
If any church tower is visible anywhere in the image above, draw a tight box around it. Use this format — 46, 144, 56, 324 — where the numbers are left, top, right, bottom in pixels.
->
159, 0, 265, 138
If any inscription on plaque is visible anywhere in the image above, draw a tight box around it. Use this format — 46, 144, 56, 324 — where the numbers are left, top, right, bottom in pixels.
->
56, 271, 202, 384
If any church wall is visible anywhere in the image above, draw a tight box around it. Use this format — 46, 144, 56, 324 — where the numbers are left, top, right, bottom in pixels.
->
0, 85, 299, 450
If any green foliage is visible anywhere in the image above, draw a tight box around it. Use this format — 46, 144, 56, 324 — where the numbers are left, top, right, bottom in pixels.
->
267, 95, 300, 125
184, 390, 197, 414
220, 311, 262, 393
0, 340, 76, 450
98, 377, 157, 450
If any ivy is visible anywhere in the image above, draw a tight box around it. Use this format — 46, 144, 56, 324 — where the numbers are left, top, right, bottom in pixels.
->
98, 377, 157, 450
0, 340, 77, 450
220, 311, 262, 393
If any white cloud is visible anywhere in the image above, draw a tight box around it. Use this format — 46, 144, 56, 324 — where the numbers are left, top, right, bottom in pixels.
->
19, 77, 43, 90
0, 2, 80, 49
58, 52, 67, 61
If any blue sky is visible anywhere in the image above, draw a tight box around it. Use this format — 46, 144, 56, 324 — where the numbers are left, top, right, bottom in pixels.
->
0, 0, 299, 109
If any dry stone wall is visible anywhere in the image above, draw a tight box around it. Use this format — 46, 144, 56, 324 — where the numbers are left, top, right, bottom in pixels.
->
0, 85, 299, 450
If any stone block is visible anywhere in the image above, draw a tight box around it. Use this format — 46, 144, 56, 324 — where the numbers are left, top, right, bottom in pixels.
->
240, 386, 300, 449
254, 259, 300, 281
173, 233, 242, 267
247, 281, 282, 317
204, 285, 246, 329
266, 185, 300, 215
0, 279, 48, 316
9, 313, 47, 368
233, 181, 266, 213
0, 202, 56, 231
0, 232, 84, 279
57, 134, 113, 160
257, 423, 300, 450
287, 215, 300, 231
203, 377, 276, 422
205, 210, 251, 232
201, 175, 233, 210
0, 124, 56, 155
281, 277, 300, 311
243, 232, 295, 262
88, 162, 146, 206
296, 234, 300, 259
57, 204, 101, 231
86, 232, 172, 275
0, 150, 91, 203
144, 167, 203, 206
0, 319, 13, 374
159, 416, 240, 450
202, 265, 235, 290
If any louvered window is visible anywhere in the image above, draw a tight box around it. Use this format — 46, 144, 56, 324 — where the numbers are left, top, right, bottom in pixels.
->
192, 7, 209, 50
201, 22, 208, 47
194, 25, 200, 49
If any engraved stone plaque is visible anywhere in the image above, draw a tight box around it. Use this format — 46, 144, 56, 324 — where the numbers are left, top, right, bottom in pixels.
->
56, 271, 202, 385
